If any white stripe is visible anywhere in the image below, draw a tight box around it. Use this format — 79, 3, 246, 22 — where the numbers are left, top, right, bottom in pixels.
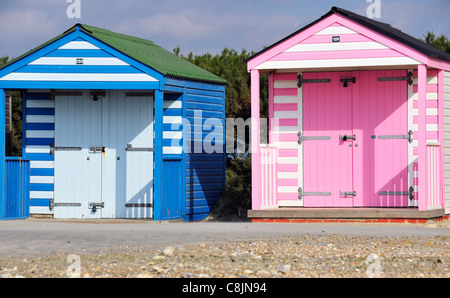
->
256, 57, 419, 70
30, 161, 54, 169
26, 115, 55, 123
273, 80, 297, 88
163, 146, 182, 154
26, 100, 55, 108
30, 176, 54, 184
26, 130, 54, 138
1, 73, 157, 82
58, 41, 100, 50
273, 126, 298, 133
426, 93, 438, 100
163, 116, 182, 124
30, 206, 53, 215
278, 200, 302, 207
163, 131, 182, 139
413, 76, 438, 85
315, 26, 357, 35
427, 124, 438, 131
28, 57, 129, 66
30, 191, 53, 199
275, 141, 298, 149
277, 172, 298, 179
277, 186, 298, 193
163, 100, 182, 109
25, 145, 51, 154
274, 96, 298, 104
426, 108, 438, 116
285, 41, 389, 53
274, 111, 298, 119
277, 157, 298, 165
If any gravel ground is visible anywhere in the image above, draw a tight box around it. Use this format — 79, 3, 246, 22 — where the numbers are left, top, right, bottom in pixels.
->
0, 222, 448, 278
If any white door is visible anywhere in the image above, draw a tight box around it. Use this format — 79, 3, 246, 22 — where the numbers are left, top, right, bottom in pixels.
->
54, 90, 154, 218
54, 91, 103, 218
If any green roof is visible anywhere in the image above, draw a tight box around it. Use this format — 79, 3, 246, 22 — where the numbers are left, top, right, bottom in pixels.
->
1, 24, 226, 84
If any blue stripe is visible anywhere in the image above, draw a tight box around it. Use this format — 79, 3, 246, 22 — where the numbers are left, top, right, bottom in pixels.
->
26, 153, 54, 161
26, 93, 51, 100
44, 49, 114, 57
26, 108, 54, 115
163, 123, 182, 131
26, 123, 55, 130
30, 168, 54, 176
30, 199, 50, 207
17, 65, 144, 74
30, 183, 54, 191
26, 138, 54, 145
163, 109, 182, 116
163, 139, 182, 147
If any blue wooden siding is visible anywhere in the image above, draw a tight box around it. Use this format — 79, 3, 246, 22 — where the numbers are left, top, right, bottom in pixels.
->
184, 85, 225, 221
161, 159, 183, 220
23, 92, 55, 213
3, 158, 30, 220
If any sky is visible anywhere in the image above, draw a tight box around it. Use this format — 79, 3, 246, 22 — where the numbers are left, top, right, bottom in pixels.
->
0, 0, 449, 59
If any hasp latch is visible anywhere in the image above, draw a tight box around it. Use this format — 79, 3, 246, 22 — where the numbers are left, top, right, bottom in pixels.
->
89, 202, 104, 213
340, 191, 356, 197
340, 77, 356, 87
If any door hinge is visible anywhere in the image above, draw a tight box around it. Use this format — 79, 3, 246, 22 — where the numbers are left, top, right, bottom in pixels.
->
50, 142, 82, 156
377, 130, 413, 143
298, 187, 332, 200
377, 71, 413, 85
297, 74, 331, 88
298, 131, 331, 145
49, 198, 81, 210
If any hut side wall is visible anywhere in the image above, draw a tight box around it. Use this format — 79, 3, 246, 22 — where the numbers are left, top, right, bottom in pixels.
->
444, 71, 450, 213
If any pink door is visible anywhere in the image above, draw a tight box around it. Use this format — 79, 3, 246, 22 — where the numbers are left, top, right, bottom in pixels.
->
302, 70, 409, 207
353, 70, 409, 207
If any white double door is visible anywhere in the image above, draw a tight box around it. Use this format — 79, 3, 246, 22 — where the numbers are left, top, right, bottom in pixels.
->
54, 90, 154, 219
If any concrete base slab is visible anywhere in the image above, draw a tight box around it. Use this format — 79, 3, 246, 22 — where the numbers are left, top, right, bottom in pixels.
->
248, 208, 445, 220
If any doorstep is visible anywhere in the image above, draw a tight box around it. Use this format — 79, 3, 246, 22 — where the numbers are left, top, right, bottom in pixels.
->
247, 207, 445, 222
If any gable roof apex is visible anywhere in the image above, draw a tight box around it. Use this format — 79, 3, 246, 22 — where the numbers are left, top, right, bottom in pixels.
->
1, 23, 226, 85
247, 6, 450, 65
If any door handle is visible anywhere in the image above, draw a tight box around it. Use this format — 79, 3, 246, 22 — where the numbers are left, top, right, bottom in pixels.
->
340, 135, 356, 141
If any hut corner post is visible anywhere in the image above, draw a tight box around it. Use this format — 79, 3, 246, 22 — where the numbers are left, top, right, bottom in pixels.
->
417, 65, 427, 211
251, 69, 262, 211
0, 89, 4, 218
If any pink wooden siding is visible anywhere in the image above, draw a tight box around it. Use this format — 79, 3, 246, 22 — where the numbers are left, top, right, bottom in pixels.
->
271, 73, 300, 204
410, 69, 441, 204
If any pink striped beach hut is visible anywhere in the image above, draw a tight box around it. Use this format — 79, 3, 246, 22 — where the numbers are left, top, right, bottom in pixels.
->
247, 7, 450, 222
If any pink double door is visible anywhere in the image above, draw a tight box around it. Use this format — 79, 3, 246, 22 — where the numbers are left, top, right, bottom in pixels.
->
302, 70, 409, 207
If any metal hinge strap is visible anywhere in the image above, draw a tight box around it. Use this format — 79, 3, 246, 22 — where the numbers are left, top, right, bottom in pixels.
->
298, 132, 331, 145
49, 198, 81, 210
298, 187, 331, 200
125, 147, 154, 152
377, 71, 413, 85
297, 75, 331, 88
378, 130, 413, 143
49, 142, 82, 156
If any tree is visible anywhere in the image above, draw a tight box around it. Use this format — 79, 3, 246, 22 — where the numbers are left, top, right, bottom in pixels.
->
420, 32, 450, 54
1, 56, 23, 157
